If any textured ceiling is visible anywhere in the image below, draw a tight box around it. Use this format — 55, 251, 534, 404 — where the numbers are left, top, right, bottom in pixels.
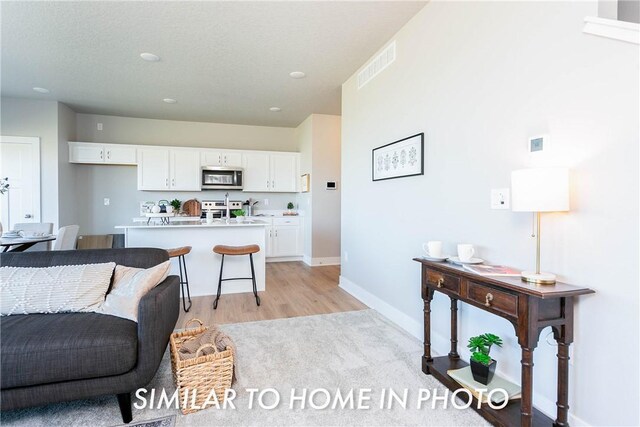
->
1, 1, 425, 127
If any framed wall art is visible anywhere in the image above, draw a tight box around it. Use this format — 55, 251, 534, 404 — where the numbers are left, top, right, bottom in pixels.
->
372, 133, 424, 181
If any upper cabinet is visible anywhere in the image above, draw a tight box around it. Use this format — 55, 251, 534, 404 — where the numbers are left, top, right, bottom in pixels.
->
201, 150, 243, 168
242, 152, 299, 193
69, 142, 137, 165
138, 148, 200, 191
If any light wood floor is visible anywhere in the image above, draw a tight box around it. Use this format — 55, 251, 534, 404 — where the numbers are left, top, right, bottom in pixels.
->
177, 262, 368, 326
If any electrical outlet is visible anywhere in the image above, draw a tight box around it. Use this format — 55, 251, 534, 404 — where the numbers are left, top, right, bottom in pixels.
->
97, 123, 103, 131
344, 251, 349, 262
263, 199, 269, 206
103, 198, 110, 206
491, 188, 510, 209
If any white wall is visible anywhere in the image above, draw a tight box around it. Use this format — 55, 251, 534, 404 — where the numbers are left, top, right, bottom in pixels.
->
294, 114, 342, 263
57, 102, 78, 228
1, 97, 60, 229
341, 1, 639, 426
76, 114, 296, 151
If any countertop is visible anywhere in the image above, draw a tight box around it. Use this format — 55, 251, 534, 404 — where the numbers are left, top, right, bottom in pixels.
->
116, 220, 268, 229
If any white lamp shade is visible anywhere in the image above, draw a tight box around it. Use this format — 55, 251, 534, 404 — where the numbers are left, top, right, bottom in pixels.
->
511, 168, 570, 212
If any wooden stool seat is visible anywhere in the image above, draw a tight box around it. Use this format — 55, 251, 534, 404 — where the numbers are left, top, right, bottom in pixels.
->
213, 244, 260, 256
167, 246, 192, 258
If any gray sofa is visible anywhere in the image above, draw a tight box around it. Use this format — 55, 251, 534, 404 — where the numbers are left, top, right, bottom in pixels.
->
0, 248, 179, 423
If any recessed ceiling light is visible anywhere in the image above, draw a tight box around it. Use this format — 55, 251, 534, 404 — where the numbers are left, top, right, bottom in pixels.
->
289, 71, 306, 79
140, 52, 160, 62
33, 87, 50, 93
163, 98, 177, 104
269, 107, 281, 112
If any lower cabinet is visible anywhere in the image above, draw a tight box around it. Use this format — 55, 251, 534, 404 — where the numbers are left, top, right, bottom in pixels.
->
258, 218, 303, 259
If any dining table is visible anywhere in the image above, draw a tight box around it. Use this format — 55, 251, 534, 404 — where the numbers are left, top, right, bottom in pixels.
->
0, 235, 57, 253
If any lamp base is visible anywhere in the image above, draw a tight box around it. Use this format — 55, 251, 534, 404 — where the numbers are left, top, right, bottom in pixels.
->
521, 271, 557, 285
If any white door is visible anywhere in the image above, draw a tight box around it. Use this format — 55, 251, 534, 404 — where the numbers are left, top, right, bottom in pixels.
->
170, 150, 200, 191
272, 225, 300, 256
137, 148, 170, 190
222, 152, 243, 167
104, 144, 137, 165
242, 152, 270, 192
0, 136, 41, 230
270, 154, 298, 192
69, 142, 104, 163
201, 150, 223, 167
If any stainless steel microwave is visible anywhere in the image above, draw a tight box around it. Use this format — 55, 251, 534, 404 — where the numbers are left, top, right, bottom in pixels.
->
201, 167, 243, 190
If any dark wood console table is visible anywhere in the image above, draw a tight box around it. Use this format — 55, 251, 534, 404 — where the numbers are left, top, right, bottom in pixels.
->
414, 258, 594, 427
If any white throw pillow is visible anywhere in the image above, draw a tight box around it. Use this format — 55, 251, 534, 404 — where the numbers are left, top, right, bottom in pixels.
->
0, 263, 116, 316
98, 261, 170, 322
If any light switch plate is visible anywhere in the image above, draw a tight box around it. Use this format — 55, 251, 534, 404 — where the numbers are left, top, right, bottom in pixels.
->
103, 198, 110, 206
491, 188, 510, 209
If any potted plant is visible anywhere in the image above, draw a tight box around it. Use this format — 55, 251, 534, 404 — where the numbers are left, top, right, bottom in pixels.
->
170, 199, 182, 214
232, 209, 246, 223
467, 333, 503, 385
286, 202, 295, 215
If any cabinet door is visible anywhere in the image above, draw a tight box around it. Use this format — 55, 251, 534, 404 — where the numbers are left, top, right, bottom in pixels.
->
170, 150, 201, 191
270, 153, 298, 192
242, 152, 270, 192
104, 144, 137, 165
222, 152, 243, 168
69, 142, 104, 163
265, 226, 274, 257
201, 150, 222, 167
137, 148, 170, 190
272, 225, 300, 256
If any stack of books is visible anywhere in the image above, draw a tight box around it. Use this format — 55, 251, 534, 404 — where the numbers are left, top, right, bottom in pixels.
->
447, 367, 521, 405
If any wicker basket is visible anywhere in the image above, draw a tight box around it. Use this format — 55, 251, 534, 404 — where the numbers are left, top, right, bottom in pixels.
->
169, 318, 234, 414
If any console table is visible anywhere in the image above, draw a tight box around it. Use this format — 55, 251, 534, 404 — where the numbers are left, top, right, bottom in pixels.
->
414, 258, 594, 427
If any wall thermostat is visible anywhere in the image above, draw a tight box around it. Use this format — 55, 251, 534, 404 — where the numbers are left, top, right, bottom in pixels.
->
326, 181, 337, 190
528, 134, 550, 154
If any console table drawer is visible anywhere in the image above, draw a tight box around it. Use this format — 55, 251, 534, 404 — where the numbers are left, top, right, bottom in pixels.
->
467, 281, 518, 317
425, 269, 460, 294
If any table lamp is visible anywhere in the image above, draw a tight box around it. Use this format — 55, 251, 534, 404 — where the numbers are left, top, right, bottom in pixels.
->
511, 167, 569, 285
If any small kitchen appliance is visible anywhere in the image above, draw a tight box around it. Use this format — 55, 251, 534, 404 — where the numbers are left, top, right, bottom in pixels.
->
201, 167, 243, 190
201, 200, 243, 219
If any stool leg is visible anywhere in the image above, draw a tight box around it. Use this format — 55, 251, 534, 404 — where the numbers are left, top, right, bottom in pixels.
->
214, 254, 224, 310
249, 253, 260, 306
180, 255, 192, 312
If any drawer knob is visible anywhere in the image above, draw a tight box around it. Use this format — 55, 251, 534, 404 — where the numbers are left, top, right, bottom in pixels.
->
436, 278, 444, 288
485, 293, 494, 307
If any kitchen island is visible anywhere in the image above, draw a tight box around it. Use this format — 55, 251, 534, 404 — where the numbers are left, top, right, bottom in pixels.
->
115, 220, 267, 297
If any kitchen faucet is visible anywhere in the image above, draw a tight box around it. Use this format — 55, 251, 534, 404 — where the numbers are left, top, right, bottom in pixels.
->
224, 192, 230, 221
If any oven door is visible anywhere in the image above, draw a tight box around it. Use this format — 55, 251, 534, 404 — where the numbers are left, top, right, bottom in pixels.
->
201, 168, 243, 190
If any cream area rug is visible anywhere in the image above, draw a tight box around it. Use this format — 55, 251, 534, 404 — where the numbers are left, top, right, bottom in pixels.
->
1, 310, 488, 426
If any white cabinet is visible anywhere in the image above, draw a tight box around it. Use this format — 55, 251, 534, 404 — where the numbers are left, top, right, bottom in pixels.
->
259, 217, 302, 258
138, 148, 200, 191
69, 142, 136, 165
242, 152, 271, 192
271, 225, 300, 256
242, 152, 299, 193
201, 150, 243, 168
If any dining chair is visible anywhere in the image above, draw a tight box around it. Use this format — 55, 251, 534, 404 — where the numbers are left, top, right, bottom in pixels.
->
53, 225, 80, 251
13, 222, 54, 251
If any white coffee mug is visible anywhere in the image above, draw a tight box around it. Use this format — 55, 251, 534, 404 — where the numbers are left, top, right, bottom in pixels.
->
423, 241, 443, 257
166, 206, 174, 214
457, 244, 475, 262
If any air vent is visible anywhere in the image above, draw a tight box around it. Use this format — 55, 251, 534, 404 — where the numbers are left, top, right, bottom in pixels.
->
357, 41, 396, 89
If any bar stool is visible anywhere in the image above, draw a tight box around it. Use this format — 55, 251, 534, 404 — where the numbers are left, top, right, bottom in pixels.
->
167, 246, 192, 312
212, 244, 261, 309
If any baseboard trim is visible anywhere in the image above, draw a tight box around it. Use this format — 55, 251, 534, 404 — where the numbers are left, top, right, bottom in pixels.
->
266, 256, 303, 263
338, 275, 589, 426
303, 256, 341, 267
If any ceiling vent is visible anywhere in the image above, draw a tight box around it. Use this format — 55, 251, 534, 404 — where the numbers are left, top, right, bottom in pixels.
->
357, 41, 396, 90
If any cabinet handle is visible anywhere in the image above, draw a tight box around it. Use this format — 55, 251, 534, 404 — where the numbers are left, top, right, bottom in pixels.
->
485, 293, 494, 307
276, 230, 278, 237
272, 180, 275, 189
166, 178, 169, 188
172, 178, 175, 187
436, 277, 444, 288
267, 180, 270, 189
107, 150, 110, 160
100, 150, 103, 159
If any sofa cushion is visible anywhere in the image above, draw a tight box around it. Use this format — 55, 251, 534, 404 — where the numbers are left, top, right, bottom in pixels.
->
0, 312, 137, 389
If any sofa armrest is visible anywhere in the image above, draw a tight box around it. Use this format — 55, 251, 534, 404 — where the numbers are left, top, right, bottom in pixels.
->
134, 275, 180, 384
